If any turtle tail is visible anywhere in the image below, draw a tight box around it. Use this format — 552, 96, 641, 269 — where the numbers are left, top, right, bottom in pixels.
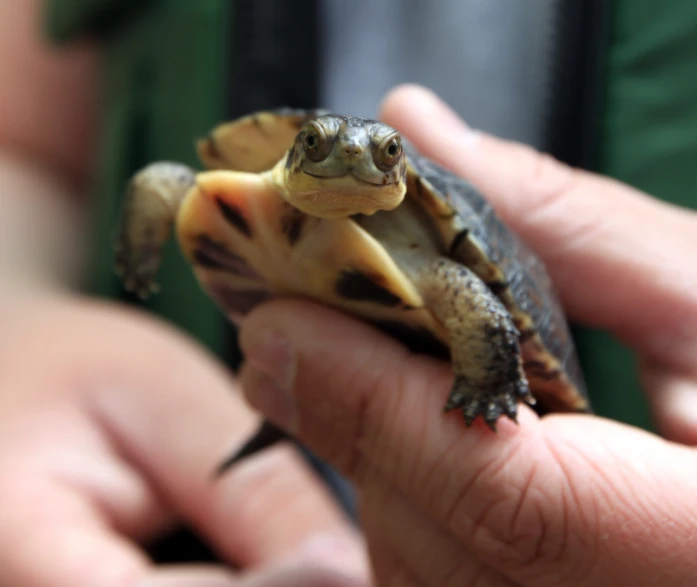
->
213, 419, 291, 477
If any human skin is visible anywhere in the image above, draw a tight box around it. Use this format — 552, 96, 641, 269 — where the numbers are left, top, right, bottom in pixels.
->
237, 85, 697, 586
0, 2, 369, 586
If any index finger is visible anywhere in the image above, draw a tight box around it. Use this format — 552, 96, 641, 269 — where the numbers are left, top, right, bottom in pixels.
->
380, 84, 697, 373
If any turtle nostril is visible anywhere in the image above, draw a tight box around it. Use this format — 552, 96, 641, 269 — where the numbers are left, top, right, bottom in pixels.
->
344, 144, 363, 157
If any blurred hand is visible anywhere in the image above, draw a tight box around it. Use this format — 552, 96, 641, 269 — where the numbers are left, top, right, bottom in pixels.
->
0, 6, 369, 583
236, 85, 697, 586
0, 293, 369, 587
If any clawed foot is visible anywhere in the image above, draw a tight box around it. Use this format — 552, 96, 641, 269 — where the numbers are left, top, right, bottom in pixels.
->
444, 375, 535, 430
112, 162, 196, 299
113, 235, 161, 300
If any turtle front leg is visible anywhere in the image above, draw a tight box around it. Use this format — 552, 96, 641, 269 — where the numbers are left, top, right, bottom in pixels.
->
114, 162, 196, 298
416, 257, 536, 429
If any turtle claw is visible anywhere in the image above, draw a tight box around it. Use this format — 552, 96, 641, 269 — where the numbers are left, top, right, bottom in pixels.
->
115, 239, 162, 300
444, 375, 532, 430
120, 272, 160, 300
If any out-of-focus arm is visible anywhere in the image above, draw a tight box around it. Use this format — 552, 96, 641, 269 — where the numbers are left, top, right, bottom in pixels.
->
0, 0, 97, 295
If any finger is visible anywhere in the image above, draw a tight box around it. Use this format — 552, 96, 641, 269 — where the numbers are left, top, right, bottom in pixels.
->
0, 452, 368, 587
214, 446, 367, 571
235, 564, 369, 587
239, 299, 697, 585
641, 364, 697, 445
360, 467, 513, 587
134, 562, 366, 587
76, 302, 363, 568
119, 566, 237, 587
380, 84, 697, 373
0, 472, 145, 587
0, 296, 366, 579
0, 461, 235, 587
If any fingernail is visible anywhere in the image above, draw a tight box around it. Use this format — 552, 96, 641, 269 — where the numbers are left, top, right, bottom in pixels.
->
242, 329, 296, 430
292, 531, 370, 581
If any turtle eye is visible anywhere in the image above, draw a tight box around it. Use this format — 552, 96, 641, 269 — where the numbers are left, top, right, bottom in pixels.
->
302, 121, 334, 162
374, 132, 403, 171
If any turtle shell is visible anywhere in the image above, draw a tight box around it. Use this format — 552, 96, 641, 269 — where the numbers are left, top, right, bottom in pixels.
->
192, 109, 589, 416
403, 148, 587, 413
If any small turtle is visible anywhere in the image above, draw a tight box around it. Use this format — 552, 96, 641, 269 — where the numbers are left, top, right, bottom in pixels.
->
115, 109, 589, 468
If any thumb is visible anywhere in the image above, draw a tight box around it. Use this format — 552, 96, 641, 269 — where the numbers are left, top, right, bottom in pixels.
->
238, 300, 697, 586
380, 84, 697, 375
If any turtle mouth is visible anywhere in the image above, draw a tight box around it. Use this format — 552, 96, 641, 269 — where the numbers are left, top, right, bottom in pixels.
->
302, 170, 397, 187
284, 166, 406, 219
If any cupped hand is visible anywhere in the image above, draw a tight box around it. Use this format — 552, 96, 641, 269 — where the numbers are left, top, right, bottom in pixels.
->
0, 292, 369, 587
236, 85, 697, 586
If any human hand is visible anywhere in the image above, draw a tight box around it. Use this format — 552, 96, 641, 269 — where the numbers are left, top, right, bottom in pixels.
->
0, 293, 370, 587
235, 85, 697, 586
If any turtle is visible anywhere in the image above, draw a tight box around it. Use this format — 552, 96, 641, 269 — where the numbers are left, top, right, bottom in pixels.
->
114, 108, 589, 470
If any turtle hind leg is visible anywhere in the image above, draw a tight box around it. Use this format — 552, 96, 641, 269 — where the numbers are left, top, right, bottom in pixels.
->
114, 162, 196, 298
412, 256, 536, 430
443, 317, 534, 429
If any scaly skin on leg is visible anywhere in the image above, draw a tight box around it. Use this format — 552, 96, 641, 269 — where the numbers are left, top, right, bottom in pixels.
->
414, 257, 535, 429
114, 162, 196, 298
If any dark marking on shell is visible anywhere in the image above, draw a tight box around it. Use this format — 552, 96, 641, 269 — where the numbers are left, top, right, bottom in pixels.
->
215, 197, 252, 237
193, 247, 225, 270
336, 270, 406, 308
281, 205, 306, 246
449, 228, 469, 255
523, 360, 561, 380
192, 235, 260, 279
414, 176, 427, 200
519, 327, 537, 343
488, 280, 510, 296
207, 282, 271, 318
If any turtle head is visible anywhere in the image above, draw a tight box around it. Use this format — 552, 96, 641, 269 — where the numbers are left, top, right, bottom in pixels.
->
278, 115, 407, 219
